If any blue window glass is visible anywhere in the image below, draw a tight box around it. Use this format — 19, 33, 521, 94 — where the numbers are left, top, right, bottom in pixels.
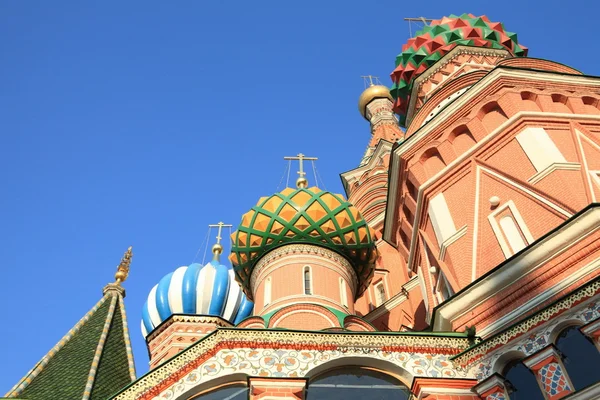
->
556, 326, 600, 391
307, 367, 410, 399
192, 384, 247, 400
504, 361, 544, 400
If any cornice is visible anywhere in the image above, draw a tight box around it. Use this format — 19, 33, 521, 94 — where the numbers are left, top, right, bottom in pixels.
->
112, 328, 473, 400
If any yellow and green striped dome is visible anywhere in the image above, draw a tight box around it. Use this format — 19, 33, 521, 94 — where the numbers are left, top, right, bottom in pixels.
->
229, 186, 377, 297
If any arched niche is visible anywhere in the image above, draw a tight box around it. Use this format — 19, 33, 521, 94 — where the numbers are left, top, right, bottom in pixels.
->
502, 359, 544, 400
183, 374, 248, 400
306, 363, 411, 400
555, 325, 600, 391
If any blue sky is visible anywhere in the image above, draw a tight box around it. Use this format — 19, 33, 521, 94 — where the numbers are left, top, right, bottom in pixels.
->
0, 0, 597, 392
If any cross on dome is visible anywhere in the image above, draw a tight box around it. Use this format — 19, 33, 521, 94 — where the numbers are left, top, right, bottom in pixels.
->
208, 221, 232, 260
283, 153, 318, 188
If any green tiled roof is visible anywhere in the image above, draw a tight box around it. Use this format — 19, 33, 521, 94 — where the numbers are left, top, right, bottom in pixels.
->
5, 287, 136, 400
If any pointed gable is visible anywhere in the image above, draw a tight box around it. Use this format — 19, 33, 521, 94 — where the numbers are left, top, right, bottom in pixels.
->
5, 286, 136, 400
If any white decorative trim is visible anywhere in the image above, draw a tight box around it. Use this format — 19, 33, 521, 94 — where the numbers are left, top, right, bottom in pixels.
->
439, 225, 467, 260
433, 207, 600, 333
270, 309, 337, 328
487, 201, 534, 258
479, 256, 600, 338
528, 162, 581, 184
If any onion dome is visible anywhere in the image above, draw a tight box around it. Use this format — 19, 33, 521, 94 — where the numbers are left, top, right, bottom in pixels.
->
358, 84, 394, 119
390, 14, 528, 126
141, 251, 253, 338
229, 185, 378, 298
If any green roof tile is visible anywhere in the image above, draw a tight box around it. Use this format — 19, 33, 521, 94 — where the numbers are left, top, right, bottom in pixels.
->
6, 290, 135, 400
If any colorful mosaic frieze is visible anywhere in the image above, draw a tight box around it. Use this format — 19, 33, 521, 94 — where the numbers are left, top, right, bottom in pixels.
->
390, 14, 527, 126
454, 282, 600, 381
110, 329, 473, 400
539, 362, 572, 396
486, 392, 506, 400
230, 187, 378, 297
453, 279, 600, 370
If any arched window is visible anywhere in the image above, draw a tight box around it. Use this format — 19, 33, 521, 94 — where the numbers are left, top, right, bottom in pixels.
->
307, 367, 409, 399
264, 277, 272, 306
504, 360, 545, 399
339, 278, 348, 307
191, 384, 247, 399
375, 282, 386, 306
556, 326, 600, 390
304, 266, 312, 295
499, 215, 527, 254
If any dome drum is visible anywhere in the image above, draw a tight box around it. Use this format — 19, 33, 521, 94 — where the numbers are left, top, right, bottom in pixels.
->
230, 186, 378, 299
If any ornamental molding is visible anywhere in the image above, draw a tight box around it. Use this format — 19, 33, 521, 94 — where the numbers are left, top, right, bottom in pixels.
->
111, 329, 474, 400
452, 280, 600, 380
250, 244, 358, 295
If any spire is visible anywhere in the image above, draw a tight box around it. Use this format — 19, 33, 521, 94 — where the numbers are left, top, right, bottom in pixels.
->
283, 153, 318, 188
5, 248, 137, 399
208, 222, 232, 261
115, 246, 132, 285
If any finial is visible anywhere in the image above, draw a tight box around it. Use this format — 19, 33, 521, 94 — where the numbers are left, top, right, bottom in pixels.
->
115, 246, 133, 285
283, 153, 318, 188
208, 222, 233, 261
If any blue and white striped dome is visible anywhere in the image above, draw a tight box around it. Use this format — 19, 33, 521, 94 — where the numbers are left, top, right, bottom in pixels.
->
141, 260, 254, 338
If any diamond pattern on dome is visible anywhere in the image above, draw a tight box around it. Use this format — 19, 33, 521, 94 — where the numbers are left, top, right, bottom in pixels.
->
320, 220, 337, 233
306, 201, 327, 221
389, 14, 528, 126
321, 192, 342, 209
241, 211, 255, 227
253, 212, 271, 232
291, 190, 312, 206
271, 221, 284, 235
230, 187, 378, 299
249, 234, 262, 247
296, 216, 311, 231
279, 203, 297, 222
262, 196, 283, 213
335, 210, 352, 229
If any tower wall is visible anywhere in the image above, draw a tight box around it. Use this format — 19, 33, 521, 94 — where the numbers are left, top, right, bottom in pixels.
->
250, 244, 357, 320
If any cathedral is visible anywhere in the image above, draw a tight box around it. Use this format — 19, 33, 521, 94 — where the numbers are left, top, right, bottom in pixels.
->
5, 13, 600, 400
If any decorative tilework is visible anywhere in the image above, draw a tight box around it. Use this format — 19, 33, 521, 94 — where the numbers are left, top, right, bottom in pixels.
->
486, 392, 506, 400
110, 329, 474, 400
538, 362, 571, 396
454, 279, 600, 376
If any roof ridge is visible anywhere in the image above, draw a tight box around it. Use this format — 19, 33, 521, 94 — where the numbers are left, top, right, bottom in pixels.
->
5, 294, 111, 398
116, 291, 137, 381
82, 293, 119, 400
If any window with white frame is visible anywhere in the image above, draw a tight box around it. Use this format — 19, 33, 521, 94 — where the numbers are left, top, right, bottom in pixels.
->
303, 266, 312, 295
499, 215, 528, 254
488, 201, 534, 258
339, 278, 348, 307
435, 271, 454, 303
428, 192, 458, 246
516, 127, 566, 172
374, 282, 386, 306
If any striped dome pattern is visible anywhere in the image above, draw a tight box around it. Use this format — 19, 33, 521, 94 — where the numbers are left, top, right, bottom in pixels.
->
141, 260, 254, 338
390, 14, 528, 126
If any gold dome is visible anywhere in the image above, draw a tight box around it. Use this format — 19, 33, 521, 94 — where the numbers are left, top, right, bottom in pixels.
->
358, 85, 393, 119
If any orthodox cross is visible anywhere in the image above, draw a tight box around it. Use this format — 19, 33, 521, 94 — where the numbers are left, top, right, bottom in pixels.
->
360, 75, 382, 88
404, 17, 434, 36
284, 153, 318, 188
208, 222, 232, 259
115, 246, 133, 284
209, 221, 232, 245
